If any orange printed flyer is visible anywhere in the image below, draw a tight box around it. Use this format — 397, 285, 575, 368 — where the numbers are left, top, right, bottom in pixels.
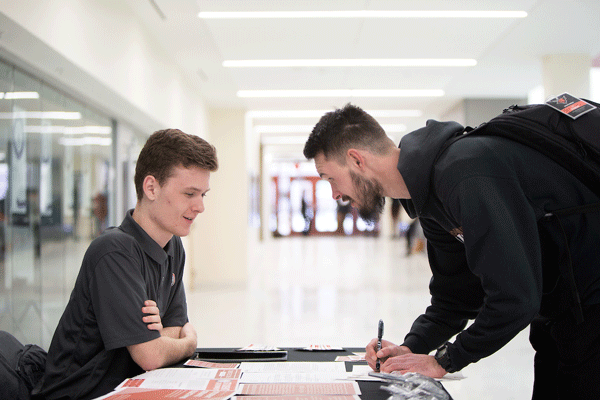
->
237, 382, 361, 396
93, 387, 235, 399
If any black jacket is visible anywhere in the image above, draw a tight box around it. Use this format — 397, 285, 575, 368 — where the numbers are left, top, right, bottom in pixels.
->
397, 120, 600, 371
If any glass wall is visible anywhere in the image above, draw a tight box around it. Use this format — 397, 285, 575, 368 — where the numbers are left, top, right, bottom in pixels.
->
0, 58, 116, 348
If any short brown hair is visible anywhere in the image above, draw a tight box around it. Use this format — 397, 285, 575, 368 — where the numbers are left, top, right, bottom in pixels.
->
134, 128, 218, 200
303, 103, 392, 163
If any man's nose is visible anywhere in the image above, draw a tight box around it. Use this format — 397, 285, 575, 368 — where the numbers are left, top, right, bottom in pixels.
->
193, 198, 205, 214
331, 185, 342, 200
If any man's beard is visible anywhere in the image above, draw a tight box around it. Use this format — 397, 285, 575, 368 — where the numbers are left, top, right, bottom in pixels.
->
349, 170, 386, 223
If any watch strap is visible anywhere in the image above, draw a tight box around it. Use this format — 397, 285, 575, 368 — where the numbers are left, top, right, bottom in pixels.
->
434, 342, 458, 373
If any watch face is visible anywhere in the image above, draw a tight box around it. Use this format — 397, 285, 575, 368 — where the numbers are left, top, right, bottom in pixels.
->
435, 344, 453, 372
435, 344, 448, 359
437, 346, 447, 357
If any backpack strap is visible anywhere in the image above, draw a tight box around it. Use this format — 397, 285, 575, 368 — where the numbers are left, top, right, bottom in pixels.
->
544, 201, 600, 217
543, 202, 600, 324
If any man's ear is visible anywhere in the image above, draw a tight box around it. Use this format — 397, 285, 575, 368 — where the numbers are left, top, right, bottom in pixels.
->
346, 149, 367, 172
142, 175, 159, 201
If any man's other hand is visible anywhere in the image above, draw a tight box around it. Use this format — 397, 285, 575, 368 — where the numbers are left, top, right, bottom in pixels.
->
380, 353, 447, 379
142, 300, 163, 332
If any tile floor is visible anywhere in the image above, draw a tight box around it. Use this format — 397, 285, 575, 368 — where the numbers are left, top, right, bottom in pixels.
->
187, 235, 535, 400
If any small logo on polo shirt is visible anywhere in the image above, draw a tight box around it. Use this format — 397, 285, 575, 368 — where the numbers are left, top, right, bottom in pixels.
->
171, 273, 176, 287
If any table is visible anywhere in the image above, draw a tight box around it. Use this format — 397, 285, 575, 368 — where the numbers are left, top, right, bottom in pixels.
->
191, 347, 452, 400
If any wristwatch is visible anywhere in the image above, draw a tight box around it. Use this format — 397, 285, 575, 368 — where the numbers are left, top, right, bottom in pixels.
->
434, 342, 458, 373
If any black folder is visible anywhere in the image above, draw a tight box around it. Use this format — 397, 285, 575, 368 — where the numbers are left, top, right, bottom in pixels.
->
193, 350, 288, 362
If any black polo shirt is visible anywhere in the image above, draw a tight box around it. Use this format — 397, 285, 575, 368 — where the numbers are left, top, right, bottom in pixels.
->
33, 210, 188, 400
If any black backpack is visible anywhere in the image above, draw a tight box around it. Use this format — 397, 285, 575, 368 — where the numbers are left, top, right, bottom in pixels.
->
440, 93, 600, 323
0, 331, 47, 400
465, 93, 600, 197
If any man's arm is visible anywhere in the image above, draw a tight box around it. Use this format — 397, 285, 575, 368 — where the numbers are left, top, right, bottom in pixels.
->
401, 217, 484, 355
127, 322, 197, 371
129, 300, 194, 371
417, 174, 542, 372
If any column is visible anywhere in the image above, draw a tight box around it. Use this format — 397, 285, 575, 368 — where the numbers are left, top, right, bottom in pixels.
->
542, 54, 591, 99
187, 109, 249, 288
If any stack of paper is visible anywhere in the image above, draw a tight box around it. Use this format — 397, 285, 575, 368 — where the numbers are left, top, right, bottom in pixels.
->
95, 360, 364, 400
235, 361, 361, 399
94, 368, 241, 400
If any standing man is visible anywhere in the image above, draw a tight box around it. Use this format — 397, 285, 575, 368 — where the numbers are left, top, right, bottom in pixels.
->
303, 104, 600, 399
33, 129, 218, 400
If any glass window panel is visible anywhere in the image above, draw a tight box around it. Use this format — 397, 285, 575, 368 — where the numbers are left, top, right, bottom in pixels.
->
0, 59, 13, 334
39, 82, 68, 346
0, 58, 116, 348
10, 68, 42, 345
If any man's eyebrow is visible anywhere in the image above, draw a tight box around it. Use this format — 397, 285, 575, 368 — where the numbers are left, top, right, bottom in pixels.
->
185, 186, 210, 193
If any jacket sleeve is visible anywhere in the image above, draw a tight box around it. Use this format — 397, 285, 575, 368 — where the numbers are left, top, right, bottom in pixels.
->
402, 216, 485, 355
414, 174, 543, 371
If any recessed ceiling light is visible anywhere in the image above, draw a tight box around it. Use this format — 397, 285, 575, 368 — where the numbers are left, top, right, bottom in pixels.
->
238, 89, 444, 98
225, 59, 476, 67
199, 11, 527, 19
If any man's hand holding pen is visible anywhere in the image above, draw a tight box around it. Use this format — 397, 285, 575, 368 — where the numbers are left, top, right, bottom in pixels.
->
366, 339, 413, 372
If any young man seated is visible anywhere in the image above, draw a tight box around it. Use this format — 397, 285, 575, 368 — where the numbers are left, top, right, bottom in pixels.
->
32, 129, 218, 400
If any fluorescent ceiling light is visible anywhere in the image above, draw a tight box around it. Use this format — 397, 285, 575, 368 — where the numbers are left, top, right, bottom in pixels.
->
262, 136, 309, 145
383, 124, 407, 133
63, 126, 112, 135
24, 126, 66, 134
248, 110, 330, 118
248, 109, 422, 118
0, 111, 81, 120
0, 91, 40, 99
255, 125, 314, 134
238, 89, 444, 98
199, 11, 527, 19
225, 59, 476, 67
24, 125, 112, 135
59, 137, 112, 146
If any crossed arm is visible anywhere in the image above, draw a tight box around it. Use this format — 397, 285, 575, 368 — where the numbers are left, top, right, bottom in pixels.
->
127, 300, 197, 371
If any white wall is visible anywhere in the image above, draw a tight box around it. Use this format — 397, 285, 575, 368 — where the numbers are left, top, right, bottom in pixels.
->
0, 0, 208, 136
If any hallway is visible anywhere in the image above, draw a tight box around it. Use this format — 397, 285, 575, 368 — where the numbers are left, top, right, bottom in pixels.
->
187, 235, 535, 400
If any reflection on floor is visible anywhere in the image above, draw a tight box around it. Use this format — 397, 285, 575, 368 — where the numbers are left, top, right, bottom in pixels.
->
187, 235, 535, 400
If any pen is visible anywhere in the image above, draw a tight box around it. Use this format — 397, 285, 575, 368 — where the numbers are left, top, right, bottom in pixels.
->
376, 319, 384, 371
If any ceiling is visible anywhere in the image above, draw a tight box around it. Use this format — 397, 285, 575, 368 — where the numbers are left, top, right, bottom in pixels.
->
123, 0, 600, 157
